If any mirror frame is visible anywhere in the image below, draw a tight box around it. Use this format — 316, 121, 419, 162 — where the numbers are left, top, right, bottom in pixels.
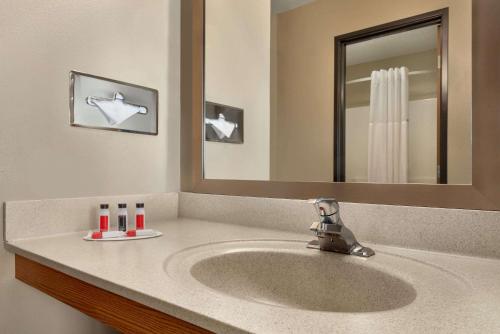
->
333, 9, 449, 183
181, 0, 500, 210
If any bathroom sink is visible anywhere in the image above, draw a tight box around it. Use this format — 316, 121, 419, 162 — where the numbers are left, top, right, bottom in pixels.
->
189, 250, 416, 312
164, 240, 426, 313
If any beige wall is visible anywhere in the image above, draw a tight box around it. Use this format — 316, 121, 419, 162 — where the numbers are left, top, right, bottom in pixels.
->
270, 14, 280, 180
0, 1, 180, 333
204, 0, 271, 180
271, 0, 471, 184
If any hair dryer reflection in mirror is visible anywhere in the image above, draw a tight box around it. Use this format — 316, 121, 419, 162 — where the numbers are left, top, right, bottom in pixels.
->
205, 113, 238, 139
205, 101, 244, 144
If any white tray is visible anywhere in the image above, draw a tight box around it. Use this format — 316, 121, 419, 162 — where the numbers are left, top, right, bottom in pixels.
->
83, 230, 162, 241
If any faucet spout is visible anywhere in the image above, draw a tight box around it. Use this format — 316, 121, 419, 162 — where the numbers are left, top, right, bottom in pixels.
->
308, 198, 375, 257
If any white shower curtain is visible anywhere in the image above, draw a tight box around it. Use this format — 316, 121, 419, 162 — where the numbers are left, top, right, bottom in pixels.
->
368, 67, 409, 183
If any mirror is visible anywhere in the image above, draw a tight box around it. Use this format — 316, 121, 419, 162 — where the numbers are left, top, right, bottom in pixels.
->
204, 0, 472, 185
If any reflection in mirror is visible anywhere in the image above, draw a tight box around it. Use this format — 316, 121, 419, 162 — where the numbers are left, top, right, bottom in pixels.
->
204, 0, 472, 185
338, 16, 447, 184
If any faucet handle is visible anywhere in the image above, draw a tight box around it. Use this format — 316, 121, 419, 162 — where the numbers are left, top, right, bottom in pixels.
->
308, 198, 339, 216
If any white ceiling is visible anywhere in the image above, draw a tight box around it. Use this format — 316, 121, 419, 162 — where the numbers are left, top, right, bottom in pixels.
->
271, 0, 317, 14
346, 25, 438, 66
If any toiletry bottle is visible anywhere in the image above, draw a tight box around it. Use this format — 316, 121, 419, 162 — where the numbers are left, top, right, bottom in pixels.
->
135, 203, 145, 230
99, 204, 110, 232
118, 203, 128, 232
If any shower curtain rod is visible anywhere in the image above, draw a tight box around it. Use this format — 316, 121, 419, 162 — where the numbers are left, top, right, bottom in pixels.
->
346, 69, 436, 85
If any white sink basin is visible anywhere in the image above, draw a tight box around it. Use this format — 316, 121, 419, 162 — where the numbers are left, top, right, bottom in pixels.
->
165, 240, 465, 313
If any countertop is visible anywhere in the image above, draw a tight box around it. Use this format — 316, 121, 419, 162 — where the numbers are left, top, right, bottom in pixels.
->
7, 218, 500, 334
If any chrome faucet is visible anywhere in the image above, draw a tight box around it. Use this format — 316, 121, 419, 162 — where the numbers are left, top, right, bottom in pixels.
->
307, 198, 375, 257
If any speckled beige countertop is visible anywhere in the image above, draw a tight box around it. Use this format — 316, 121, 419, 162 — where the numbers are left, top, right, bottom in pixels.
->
7, 218, 500, 334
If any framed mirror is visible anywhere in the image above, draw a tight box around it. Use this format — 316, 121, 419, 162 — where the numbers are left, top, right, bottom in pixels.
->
181, 0, 500, 210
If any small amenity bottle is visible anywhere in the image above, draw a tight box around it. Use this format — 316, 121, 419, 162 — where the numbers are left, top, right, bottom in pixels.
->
118, 203, 128, 232
99, 204, 110, 232
135, 203, 145, 230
